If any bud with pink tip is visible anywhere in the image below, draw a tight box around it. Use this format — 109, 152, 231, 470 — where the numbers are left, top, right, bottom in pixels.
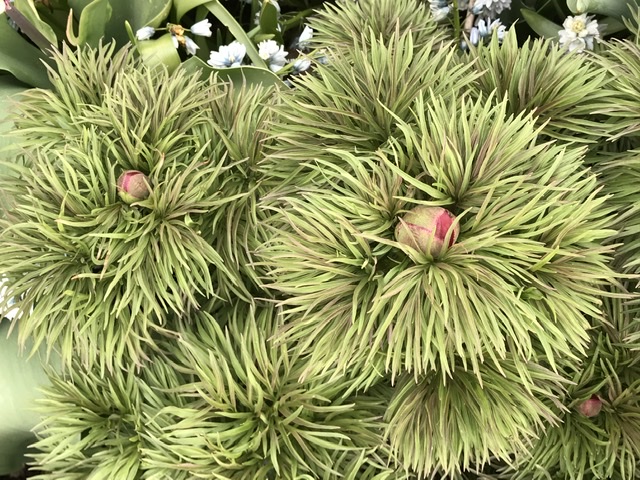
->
578, 395, 603, 417
117, 170, 150, 204
395, 206, 459, 256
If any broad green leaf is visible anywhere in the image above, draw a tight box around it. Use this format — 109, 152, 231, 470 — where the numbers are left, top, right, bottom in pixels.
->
258, 0, 282, 43
104, 0, 173, 45
174, 0, 212, 21
0, 76, 26, 184
0, 20, 51, 88
520, 8, 562, 39
13, 0, 58, 45
66, 0, 112, 47
567, 0, 640, 18
0, 321, 52, 475
136, 32, 182, 72
70, 0, 172, 46
181, 55, 284, 87
600, 16, 627, 35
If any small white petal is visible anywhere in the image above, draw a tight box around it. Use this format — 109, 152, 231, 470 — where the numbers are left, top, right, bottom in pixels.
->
171, 35, 179, 49
136, 26, 155, 41
190, 19, 212, 37
184, 36, 199, 55
292, 57, 311, 74
208, 41, 246, 68
298, 25, 313, 48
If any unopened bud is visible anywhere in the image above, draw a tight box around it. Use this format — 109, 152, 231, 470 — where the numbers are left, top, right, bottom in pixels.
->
395, 206, 459, 256
117, 170, 150, 204
578, 395, 602, 417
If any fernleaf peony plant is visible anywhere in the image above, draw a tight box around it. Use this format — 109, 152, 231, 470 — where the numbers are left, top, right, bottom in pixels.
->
0, 0, 639, 478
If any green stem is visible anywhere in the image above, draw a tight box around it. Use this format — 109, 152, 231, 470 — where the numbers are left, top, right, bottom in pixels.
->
282, 8, 314, 28
204, 0, 266, 68
452, 0, 461, 44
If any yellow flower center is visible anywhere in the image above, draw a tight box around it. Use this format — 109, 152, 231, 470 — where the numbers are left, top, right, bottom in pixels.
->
571, 20, 585, 33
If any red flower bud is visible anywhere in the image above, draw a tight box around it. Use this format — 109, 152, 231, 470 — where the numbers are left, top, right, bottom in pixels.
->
395, 206, 459, 256
117, 170, 150, 204
578, 395, 602, 417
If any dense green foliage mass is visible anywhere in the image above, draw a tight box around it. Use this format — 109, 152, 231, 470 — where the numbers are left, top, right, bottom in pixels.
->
0, 0, 639, 479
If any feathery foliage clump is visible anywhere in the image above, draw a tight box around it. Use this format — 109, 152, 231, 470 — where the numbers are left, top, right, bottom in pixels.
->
0, 45, 279, 370
266, 29, 477, 188
31, 302, 402, 480
2, 0, 640, 478
309, 0, 442, 53
470, 33, 615, 144
260, 90, 619, 387
509, 290, 640, 480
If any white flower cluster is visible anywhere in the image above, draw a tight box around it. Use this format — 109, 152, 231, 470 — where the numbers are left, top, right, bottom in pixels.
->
136, 19, 212, 56
472, 0, 511, 17
468, 17, 507, 46
208, 26, 314, 77
136, 20, 315, 78
558, 14, 600, 53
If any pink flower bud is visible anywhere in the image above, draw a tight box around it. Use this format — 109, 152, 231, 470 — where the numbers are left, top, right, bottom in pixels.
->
117, 170, 150, 204
578, 395, 602, 417
395, 206, 459, 256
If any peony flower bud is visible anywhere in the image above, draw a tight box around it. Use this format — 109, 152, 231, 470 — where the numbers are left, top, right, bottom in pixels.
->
395, 206, 459, 256
117, 170, 150, 204
578, 395, 603, 417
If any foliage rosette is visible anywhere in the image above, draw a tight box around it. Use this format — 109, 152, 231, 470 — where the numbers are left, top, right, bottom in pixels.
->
257, 33, 621, 471
308, 0, 442, 53
0, 43, 279, 370
265, 29, 478, 187
470, 32, 617, 144
31, 302, 403, 479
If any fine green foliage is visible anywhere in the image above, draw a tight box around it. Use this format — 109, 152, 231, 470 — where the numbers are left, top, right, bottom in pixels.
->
0, 44, 279, 371
259, 91, 620, 391
31, 302, 400, 480
593, 39, 640, 141
386, 359, 565, 476
309, 0, 442, 52
470, 32, 616, 143
266, 29, 478, 187
510, 291, 640, 480
3, 0, 640, 478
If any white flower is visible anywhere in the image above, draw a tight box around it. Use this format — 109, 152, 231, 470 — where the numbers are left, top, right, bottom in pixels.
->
292, 57, 311, 74
171, 35, 179, 49
472, 0, 511, 16
431, 6, 450, 21
190, 19, 212, 37
468, 17, 506, 46
136, 26, 155, 41
298, 25, 313, 48
558, 14, 600, 53
258, 39, 288, 71
183, 36, 199, 55
208, 41, 247, 68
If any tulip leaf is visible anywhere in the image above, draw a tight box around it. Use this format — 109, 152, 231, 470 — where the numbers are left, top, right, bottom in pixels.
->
13, 0, 58, 45
520, 8, 562, 39
181, 55, 284, 88
174, 0, 212, 21
567, 0, 640, 18
69, 0, 172, 46
135, 31, 182, 73
0, 320, 51, 475
0, 19, 51, 88
259, 0, 282, 43
66, 0, 112, 47
600, 16, 628, 35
